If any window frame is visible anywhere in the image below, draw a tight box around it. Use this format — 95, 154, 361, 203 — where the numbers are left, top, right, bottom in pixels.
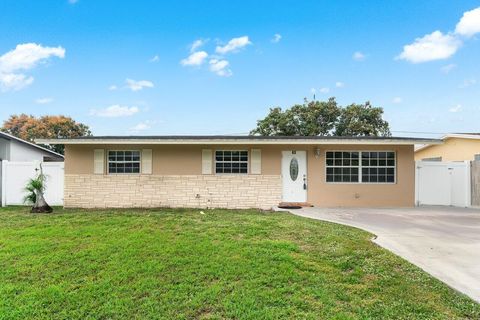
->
214, 150, 249, 175
107, 150, 142, 175
325, 150, 396, 184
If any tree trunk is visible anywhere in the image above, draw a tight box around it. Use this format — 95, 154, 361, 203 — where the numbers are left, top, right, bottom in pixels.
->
31, 190, 53, 213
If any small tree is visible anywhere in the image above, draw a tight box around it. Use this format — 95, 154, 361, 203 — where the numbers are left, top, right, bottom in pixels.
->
24, 164, 53, 213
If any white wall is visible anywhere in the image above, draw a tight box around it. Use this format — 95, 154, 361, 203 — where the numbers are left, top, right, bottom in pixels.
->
0, 138, 9, 160
8, 139, 53, 162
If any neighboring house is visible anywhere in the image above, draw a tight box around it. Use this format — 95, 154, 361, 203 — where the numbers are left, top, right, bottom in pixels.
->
38, 136, 439, 209
0, 132, 64, 206
415, 133, 480, 162
0, 132, 64, 162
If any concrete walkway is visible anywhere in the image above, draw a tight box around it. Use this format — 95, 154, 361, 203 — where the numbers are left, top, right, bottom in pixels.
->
279, 206, 480, 303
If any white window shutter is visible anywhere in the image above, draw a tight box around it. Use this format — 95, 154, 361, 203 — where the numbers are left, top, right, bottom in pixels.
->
94, 149, 105, 174
202, 149, 212, 174
251, 149, 261, 174
142, 149, 153, 174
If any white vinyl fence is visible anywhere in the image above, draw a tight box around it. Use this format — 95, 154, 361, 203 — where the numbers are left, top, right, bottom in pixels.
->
415, 161, 471, 207
1, 160, 64, 206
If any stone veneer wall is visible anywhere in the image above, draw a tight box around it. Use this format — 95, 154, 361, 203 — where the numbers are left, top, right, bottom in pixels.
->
64, 174, 282, 210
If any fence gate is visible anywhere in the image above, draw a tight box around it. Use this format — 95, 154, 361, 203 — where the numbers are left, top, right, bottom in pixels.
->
1, 160, 64, 206
415, 161, 471, 207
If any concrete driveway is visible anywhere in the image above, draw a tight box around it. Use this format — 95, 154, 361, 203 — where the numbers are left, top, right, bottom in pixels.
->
282, 206, 480, 303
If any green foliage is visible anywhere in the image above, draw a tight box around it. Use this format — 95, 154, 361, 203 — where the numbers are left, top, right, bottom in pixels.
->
250, 98, 391, 137
0, 207, 478, 319
22, 172, 46, 205
335, 101, 391, 136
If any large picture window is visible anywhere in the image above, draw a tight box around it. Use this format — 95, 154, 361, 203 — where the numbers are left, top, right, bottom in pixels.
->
108, 150, 141, 174
326, 151, 395, 183
215, 150, 248, 174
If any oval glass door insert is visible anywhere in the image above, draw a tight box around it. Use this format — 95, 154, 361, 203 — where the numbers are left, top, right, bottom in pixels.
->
290, 158, 299, 181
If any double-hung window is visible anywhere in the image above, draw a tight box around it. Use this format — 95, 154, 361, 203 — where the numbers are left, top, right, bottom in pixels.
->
108, 150, 141, 174
326, 151, 396, 183
215, 150, 248, 174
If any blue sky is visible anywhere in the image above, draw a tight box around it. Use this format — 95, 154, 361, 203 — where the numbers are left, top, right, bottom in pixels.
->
0, 0, 479, 137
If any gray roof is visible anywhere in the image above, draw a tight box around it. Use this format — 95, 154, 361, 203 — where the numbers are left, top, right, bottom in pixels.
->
36, 135, 441, 145
61, 135, 433, 141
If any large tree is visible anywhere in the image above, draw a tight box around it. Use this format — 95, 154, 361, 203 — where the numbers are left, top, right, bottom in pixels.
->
334, 102, 390, 136
250, 98, 390, 137
1, 114, 92, 154
250, 98, 341, 136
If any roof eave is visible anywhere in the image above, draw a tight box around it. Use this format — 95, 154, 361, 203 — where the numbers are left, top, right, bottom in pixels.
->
0, 132, 64, 158
36, 138, 442, 146
414, 133, 480, 153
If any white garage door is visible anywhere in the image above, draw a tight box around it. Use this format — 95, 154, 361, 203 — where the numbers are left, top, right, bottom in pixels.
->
415, 161, 470, 207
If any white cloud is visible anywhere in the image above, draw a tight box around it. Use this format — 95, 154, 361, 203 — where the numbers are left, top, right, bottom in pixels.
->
396, 31, 461, 63
209, 59, 232, 77
130, 122, 151, 131
35, 97, 53, 104
352, 51, 366, 61
90, 105, 139, 117
319, 87, 330, 94
449, 104, 462, 113
125, 79, 154, 91
335, 81, 344, 88
68, 0, 78, 4
181, 51, 208, 66
459, 78, 476, 88
455, 7, 480, 38
392, 97, 402, 104
0, 73, 33, 92
271, 34, 282, 43
441, 63, 456, 74
108, 85, 118, 91
215, 36, 251, 54
149, 55, 159, 63
190, 39, 206, 52
0, 43, 65, 73
310, 88, 316, 94
396, 7, 480, 64
0, 43, 65, 92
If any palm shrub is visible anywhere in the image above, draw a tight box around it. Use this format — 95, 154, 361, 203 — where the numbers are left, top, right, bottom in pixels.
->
23, 177, 43, 205
23, 164, 53, 213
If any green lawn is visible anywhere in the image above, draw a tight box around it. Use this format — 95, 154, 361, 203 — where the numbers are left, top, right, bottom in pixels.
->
0, 207, 478, 319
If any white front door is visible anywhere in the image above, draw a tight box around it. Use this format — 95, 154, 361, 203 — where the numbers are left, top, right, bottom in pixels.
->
282, 151, 307, 202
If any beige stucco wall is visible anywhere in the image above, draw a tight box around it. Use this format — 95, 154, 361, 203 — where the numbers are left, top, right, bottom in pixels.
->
415, 138, 480, 161
64, 143, 415, 208
307, 145, 414, 207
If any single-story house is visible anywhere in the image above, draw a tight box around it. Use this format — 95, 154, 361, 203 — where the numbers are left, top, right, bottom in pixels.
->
37, 136, 440, 209
0, 131, 64, 162
415, 133, 480, 162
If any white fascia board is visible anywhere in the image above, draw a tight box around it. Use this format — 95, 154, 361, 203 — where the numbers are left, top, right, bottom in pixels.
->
443, 134, 480, 140
36, 138, 442, 146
